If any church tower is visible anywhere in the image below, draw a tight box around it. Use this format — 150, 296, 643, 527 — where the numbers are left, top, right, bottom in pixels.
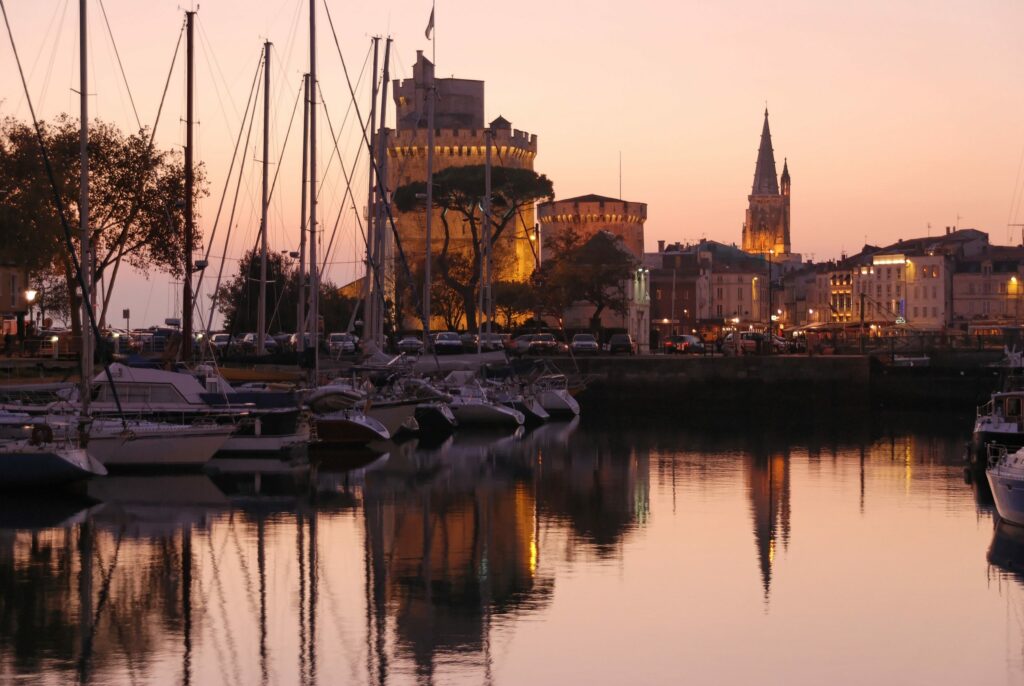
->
742, 110, 791, 257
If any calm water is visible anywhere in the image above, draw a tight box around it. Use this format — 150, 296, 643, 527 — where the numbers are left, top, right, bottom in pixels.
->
1, 411, 1020, 685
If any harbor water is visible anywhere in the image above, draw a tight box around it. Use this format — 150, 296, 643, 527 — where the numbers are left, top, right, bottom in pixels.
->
1, 409, 1020, 685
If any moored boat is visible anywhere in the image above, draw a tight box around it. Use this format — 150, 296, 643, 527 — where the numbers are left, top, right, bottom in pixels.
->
986, 444, 1024, 526
0, 436, 106, 488
314, 411, 390, 446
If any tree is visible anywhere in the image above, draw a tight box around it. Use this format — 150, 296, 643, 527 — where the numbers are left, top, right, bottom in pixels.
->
393, 165, 553, 331
536, 230, 637, 331
492, 280, 534, 329
213, 249, 355, 335
0, 115, 204, 338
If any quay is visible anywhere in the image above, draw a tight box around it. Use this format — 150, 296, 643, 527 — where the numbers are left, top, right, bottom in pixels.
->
0, 351, 1003, 411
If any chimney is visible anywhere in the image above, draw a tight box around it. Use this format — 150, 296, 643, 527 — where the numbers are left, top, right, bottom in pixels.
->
946, 226, 951, 235
658, 240, 665, 253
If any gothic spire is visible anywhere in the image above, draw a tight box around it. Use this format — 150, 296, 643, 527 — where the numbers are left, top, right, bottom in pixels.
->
751, 109, 779, 196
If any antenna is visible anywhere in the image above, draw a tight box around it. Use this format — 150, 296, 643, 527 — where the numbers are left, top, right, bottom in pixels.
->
618, 150, 622, 199
1009, 224, 1024, 246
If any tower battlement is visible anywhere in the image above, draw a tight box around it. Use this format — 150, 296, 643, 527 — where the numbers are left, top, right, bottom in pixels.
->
387, 127, 538, 160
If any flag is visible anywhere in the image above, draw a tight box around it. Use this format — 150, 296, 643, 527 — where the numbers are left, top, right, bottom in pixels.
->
425, 6, 434, 39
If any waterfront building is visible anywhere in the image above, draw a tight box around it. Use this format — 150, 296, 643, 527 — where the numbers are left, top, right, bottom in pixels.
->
387, 51, 539, 290
0, 259, 31, 337
742, 110, 796, 263
537, 194, 647, 261
952, 245, 1024, 329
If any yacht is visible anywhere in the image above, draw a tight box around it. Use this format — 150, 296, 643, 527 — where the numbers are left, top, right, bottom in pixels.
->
533, 374, 582, 418
74, 363, 308, 455
443, 371, 525, 429
970, 380, 1024, 471
313, 410, 390, 446
986, 444, 1024, 526
0, 434, 106, 488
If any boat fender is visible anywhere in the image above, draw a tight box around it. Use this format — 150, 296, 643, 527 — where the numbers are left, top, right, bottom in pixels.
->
30, 424, 54, 446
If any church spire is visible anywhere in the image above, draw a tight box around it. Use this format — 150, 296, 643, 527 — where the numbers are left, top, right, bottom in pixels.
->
751, 109, 779, 196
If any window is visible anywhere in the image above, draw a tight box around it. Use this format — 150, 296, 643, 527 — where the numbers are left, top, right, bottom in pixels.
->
1000, 283, 1006, 294
876, 285, 882, 297
896, 268, 901, 280
716, 304, 722, 316
716, 287, 723, 299
655, 289, 662, 300
737, 287, 744, 300
932, 286, 937, 299
913, 306, 919, 317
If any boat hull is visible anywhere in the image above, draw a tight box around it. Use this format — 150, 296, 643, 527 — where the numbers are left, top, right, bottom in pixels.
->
450, 401, 524, 429
988, 468, 1024, 527
0, 443, 106, 488
538, 389, 580, 418
85, 422, 234, 469
315, 412, 390, 446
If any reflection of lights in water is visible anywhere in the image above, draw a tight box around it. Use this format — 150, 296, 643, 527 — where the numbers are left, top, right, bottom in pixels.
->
530, 540, 537, 575
905, 441, 913, 495
769, 537, 776, 565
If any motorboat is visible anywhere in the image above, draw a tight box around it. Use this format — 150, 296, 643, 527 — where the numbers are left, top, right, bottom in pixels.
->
970, 380, 1024, 471
443, 372, 524, 429
314, 410, 390, 446
533, 374, 581, 418
986, 444, 1024, 526
306, 380, 420, 438
0, 435, 106, 488
68, 363, 309, 456
79, 418, 235, 469
414, 401, 458, 439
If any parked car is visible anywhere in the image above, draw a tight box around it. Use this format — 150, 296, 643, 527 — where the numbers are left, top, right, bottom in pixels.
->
663, 334, 704, 354
607, 333, 636, 355
513, 333, 557, 356
570, 333, 600, 355
210, 332, 233, 352
722, 331, 761, 354
432, 331, 464, 355
288, 332, 317, 350
328, 332, 358, 356
397, 336, 425, 355
460, 332, 478, 352
242, 333, 279, 354
478, 333, 505, 352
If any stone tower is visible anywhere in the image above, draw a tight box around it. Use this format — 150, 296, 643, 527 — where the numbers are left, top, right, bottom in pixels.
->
385, 52, 539, 283
536, 195, 647, 261
742, 110, 791, 257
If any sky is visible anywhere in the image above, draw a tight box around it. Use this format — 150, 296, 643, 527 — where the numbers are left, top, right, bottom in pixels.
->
2, 0, 1024, 327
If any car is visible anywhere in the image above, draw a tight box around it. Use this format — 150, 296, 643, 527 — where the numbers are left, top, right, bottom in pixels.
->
513, 333, 557, 356
663, 334, 704, 354
460, 332, 478, 352
571, 333, 600, 355
328, 332, 358, 356
210, 332, 233, 352
432, 331, 464, 355
242, 333, 279, 354
607, 333, 636, 355
478, 333, 505, 352
289, 332, 317, 350
397, 336, 425, 355
722, 332, 761, 354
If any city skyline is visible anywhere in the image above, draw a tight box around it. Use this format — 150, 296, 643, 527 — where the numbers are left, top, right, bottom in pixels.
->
2, 0, 1023, 325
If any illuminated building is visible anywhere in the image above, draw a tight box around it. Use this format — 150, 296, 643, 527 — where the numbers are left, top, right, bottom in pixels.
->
742, 110, 792, 260
537, 194, 647, 261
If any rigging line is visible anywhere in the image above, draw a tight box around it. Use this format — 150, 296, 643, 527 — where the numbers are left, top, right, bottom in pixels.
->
99, 19, 185, 320
34, 1, 70, 119
494, 145, 541, 269
1007, 144, 1024, 241
316, 81, 369, 280
0, 0, 128, 422
192, 49, 263, 318
323, 6, 420, 307
97, 0, 139, 129
201, 58, 263, 334
266, 75, 303, 210
318, 45, 371, 188
196, 20, 244, 122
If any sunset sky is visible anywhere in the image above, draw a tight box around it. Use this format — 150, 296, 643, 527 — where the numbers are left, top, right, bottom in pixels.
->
2, 0, 1024, 326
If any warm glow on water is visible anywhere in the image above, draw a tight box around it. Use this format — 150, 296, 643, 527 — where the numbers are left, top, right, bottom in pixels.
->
0, 414, 1020, 685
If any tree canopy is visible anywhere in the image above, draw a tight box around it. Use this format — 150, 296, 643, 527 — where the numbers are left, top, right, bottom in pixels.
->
214, 249, 355, 335
534, 228, 637, 329
393, 165, 553, 331
0, 115, 205, 333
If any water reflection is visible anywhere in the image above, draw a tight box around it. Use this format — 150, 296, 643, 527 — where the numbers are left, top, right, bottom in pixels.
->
0, 412, 1020, 685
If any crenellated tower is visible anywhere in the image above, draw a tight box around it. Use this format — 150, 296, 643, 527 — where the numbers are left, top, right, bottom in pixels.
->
742, 110, 791, 257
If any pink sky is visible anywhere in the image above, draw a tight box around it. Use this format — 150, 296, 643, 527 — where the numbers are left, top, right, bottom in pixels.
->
2, 0, 1023, 326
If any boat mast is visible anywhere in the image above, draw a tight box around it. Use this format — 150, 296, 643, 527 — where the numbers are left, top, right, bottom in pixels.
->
484, 124, 493, 338
182, 9, 195, 363
363, 38, 379, 345
373, 39, 391, 349
297, 73, 309, 353
309, 0, 319, 377
257, 40, 271, 357
79, 0, 91, 414
422, 59, 435, 348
